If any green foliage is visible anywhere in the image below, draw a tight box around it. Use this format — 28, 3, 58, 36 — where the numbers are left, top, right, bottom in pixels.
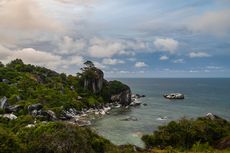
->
101, 80, 129, 101
17, 122, 114, 153
191, 141, 213, 152
142, 117, 230, 150
0, 126, 23, 153
0, 61, 4, 67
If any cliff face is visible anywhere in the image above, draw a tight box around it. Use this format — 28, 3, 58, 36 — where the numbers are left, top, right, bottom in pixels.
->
79, 62, 132, 106
111, 88, 131, 106
83, 68, 104, 93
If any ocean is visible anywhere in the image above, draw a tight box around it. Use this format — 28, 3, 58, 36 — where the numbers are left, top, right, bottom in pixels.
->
91, 78, 230, 147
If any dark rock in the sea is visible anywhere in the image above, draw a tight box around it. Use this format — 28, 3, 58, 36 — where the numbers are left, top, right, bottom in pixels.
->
135, 94, 146, 98
143, 103, 147, 106
0, 96, 8, 109
28, 103, 43, 114
120, 116, 138, 121
163, 93, 184, 99
130, 100, 141, 106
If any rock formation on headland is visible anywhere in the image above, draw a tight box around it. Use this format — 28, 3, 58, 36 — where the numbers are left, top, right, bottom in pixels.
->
0, 59, 132, 123
78, 60, 132, 106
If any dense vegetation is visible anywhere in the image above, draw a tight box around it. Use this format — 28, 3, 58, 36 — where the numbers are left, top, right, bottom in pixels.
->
142, 115, 230, 151
0, 59, 229, 153
0, 59, 128, 116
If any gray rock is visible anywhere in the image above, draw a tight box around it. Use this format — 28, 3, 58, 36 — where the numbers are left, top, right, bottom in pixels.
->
120, 116, 138, 121
6, 105, 23, 113
0, 96, 8, 109
111, 89, 131, 106
28, 103, 43, 114
83, 68, 104, 93
2, 113, 17, 120
163, 93, 184, 99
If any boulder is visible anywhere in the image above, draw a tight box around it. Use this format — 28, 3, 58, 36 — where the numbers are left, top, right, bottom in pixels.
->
163, 93, 184, 99
28, 103, 43, 114
40, 110, 57, 121
5, 105, 23, 113
0, 96, 8, 109
2, 113, 17, 120
120, 116, 138, 121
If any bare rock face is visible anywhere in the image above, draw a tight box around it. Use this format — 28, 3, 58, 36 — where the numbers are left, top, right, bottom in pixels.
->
82, 68, 104, 93
0, 96, 8, 109
111, 89, 132, 106
84, 68, 104, 93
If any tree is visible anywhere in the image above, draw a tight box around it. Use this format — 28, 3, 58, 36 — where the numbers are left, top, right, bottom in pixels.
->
84, 61, 95, 68
0, 61, 4, 67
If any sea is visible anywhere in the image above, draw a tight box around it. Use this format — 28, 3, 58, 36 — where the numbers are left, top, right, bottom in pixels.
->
91, 78, 230, 147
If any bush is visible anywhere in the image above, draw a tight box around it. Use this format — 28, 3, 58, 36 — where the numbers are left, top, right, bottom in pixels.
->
142, 116, 230, 150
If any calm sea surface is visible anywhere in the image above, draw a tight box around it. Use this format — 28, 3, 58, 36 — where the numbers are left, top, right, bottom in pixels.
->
91, 78, 230, 147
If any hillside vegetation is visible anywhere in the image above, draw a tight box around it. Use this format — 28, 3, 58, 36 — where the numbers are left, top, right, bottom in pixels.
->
0, 59, 229, 153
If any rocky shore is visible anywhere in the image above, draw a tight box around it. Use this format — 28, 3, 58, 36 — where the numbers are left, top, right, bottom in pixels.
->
0, 93, 146, 127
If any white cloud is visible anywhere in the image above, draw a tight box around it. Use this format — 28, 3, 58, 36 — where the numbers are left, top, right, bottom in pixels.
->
87, 37, 147, 58
173, 59, 184, 64
188, 9, 230, 36
0, 0, 63, 32
57, 36, 86, 55
189, 52, 211, 58
88, 38, 125, 58
67, 55, 84, 65
135, 62, 148, 68
154, 38, 178, 54
159, 55, 169, 61
0, 46, 85, 71
102, 58, 125, 65
2, 48, 62, 69
206, 66, 222, 70
93, 61, 106, 69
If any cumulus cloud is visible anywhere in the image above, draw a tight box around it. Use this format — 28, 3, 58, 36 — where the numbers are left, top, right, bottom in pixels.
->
1, 48, 62, 69
57, 36, 86, 55
0, 0, 63, 32
188, 9, 230, 36
88, 37, 147, 58
102, 58, 125, 65
135, 62, 147, 68
154, 38, 178, 54
88, 38, 125, 58
159, 55, 169, 61
173, 59, 184, 64
189, 52, 211, 58
55, 0, 97, 5
0, 45, 85, 71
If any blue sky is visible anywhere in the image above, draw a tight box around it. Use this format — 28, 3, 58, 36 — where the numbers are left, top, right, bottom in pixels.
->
0, 0, 230, 77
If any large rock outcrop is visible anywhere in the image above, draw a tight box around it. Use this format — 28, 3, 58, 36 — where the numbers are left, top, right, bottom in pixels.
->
83, 68, 104, 93
78, 61, 104, 93
78, 61, 132, 105
111, 89, 131, 106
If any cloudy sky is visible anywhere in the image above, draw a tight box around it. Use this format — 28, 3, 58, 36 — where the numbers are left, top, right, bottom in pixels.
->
0, 0, 230, 78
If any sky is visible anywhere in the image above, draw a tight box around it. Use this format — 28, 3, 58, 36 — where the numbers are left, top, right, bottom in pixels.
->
0, 0, 230, 78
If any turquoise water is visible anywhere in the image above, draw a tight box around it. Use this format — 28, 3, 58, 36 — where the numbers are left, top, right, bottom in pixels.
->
92, 78, 230, 147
